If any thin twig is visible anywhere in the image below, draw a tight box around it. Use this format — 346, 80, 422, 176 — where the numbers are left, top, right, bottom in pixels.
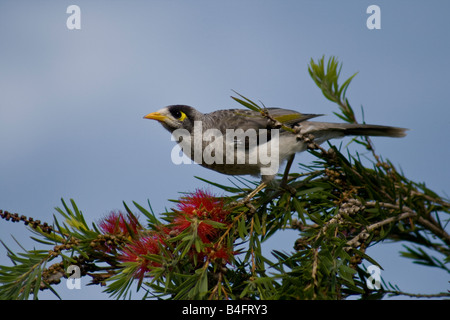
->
386, 290, 450, 299
346, 208, 416, 249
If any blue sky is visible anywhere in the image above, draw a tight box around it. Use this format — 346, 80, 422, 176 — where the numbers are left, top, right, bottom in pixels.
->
0, 1, 449, 299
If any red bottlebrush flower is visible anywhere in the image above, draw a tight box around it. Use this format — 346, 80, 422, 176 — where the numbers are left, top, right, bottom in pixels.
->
171, 189, 230, 243
98, 211, 141, 236
119, 235, 162, 279
176, 189, 228, 220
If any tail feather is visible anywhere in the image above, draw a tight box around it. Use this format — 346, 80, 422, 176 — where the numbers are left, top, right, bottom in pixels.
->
302, 122, 408, 141
339, 124, 408, 138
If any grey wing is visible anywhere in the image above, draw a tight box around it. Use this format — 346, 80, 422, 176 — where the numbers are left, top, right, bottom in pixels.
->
206, 108, 322, 132
204, 108, 322, 150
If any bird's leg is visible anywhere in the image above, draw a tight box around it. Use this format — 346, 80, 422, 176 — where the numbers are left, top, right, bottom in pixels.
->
280, 154, 297, 194
281, 154, 295, 187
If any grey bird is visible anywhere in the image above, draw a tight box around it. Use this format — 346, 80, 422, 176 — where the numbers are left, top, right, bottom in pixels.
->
144, 105, 407, 182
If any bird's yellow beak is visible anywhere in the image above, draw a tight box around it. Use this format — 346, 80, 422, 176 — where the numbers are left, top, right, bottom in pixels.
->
143, 112, 167, 122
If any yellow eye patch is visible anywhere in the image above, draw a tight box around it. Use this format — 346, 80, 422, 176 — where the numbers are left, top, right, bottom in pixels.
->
178, 111, 187, 121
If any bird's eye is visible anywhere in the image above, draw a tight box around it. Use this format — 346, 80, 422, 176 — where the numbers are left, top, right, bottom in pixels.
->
170, 108, 187, 121
173, 110, 181, 118
175, 111, 187, 121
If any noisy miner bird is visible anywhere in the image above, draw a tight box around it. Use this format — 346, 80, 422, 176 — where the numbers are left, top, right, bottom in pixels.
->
144, 105, 407, 182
